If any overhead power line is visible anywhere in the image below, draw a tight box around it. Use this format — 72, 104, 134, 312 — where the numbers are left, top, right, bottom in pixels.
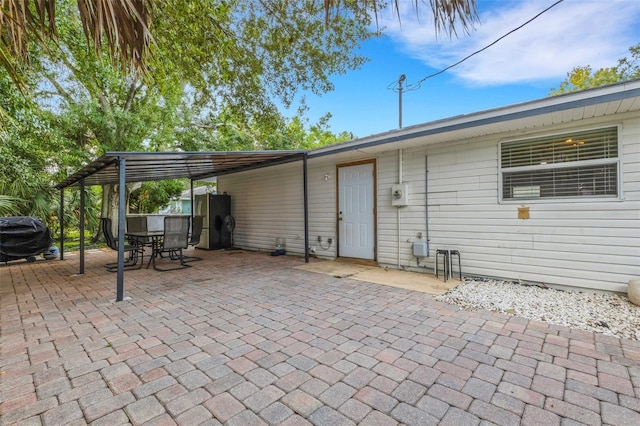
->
388, 0, 566, 92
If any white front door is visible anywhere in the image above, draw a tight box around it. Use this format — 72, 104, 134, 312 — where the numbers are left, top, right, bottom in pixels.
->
338, 162, 375, 260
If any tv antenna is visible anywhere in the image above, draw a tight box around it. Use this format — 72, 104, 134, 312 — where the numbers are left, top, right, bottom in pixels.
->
398, 74, 406, 129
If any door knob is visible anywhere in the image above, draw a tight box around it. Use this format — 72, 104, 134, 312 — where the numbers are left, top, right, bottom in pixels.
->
338, 211, 343, 221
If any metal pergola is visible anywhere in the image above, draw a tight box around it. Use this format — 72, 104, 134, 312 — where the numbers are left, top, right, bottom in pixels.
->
54, 150, 310, 301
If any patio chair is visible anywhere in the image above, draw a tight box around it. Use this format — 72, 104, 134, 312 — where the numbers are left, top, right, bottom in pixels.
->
173, 215, 204, 263
101, 217, 144, 272
126, 216, 152, 247
151, 215, 191, 271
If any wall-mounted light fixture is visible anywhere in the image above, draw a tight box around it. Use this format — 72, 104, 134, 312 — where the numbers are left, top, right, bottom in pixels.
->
323, 174, 330, 181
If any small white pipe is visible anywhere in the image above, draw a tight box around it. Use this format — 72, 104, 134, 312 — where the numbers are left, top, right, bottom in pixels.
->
398, 149, 403, 184
425, 155, 430, 255
397, 149, 403, 267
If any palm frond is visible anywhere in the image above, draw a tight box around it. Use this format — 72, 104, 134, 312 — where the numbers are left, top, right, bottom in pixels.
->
322, 0, 478, 37
0, 0, 152, 84
430, 0, 478, 37
0, 194, 24, 216
76, 0, 153, 73
0, 0, 55, 87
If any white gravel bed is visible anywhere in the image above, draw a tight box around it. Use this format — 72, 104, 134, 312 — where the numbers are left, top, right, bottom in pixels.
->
435, 277, 640, 341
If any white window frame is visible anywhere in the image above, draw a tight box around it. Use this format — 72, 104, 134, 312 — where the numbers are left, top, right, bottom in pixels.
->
498, 125, 622, 203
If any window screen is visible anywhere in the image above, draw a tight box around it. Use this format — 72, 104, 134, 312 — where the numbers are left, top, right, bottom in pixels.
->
500, 127, 619, 200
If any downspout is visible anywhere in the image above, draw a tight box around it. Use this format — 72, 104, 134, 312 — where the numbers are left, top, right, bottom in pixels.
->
397, 149, 402, 268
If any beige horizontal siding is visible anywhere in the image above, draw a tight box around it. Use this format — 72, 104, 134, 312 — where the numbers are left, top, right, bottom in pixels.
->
387, 117, 640, 293
219, 114, 639, 293
218, 157, 339, 258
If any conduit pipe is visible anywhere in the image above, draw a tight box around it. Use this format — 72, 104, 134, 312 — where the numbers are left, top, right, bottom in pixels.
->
398, 149, 402, 268
425, 155, 430, 252
416, 155, 431, 269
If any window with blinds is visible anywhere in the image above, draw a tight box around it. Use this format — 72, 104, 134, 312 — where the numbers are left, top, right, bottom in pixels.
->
500, 127, 619, 201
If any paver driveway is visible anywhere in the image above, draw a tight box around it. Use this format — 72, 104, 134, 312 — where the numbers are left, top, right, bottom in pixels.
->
1, 249, 640, 425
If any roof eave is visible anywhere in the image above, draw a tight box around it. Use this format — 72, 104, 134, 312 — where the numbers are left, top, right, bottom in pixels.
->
310, 79, 640, 159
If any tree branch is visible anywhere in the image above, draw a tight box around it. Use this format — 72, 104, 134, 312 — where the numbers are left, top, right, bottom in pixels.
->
123, 80, 142, 112
52, 48, 106, 105
41, 72, 75, 104
97, 92, 110, 111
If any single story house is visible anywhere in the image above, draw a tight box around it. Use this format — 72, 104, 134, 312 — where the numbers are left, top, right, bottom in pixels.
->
159, 185, 215, 215
216, 80, 640, 294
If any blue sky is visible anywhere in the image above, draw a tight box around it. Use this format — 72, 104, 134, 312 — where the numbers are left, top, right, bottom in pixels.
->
298, 0, 640, 138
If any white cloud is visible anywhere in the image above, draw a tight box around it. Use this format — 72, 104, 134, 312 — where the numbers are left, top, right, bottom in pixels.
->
380, 0, 640, 86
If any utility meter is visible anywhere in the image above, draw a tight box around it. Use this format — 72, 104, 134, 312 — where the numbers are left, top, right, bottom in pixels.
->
391, 183, 409, 207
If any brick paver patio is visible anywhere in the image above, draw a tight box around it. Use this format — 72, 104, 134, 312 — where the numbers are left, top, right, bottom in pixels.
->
2, 249, 640, 425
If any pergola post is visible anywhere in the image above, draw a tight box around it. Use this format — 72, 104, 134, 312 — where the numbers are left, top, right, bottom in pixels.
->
190, 179, 195, 225
116, 158, 126, 301
303, 153, 309, 263
59, 189, 64, 260
79, 179, 85, 274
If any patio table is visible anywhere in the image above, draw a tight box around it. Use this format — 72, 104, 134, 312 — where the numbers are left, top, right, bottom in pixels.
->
125, 230, 164, 269
126, 215, 191, 271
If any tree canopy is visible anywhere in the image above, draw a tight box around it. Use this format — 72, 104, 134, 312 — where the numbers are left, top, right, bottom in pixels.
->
1, 0, 478, 91
549, 43, 640, 95
1, 0, 479, 234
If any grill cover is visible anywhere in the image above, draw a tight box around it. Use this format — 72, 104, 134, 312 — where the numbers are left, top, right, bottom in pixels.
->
0, 216, 54, 262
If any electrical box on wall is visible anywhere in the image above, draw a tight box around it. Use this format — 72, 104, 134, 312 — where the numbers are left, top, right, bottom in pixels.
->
391, 184, 409, 207
413, 241, 429, 257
